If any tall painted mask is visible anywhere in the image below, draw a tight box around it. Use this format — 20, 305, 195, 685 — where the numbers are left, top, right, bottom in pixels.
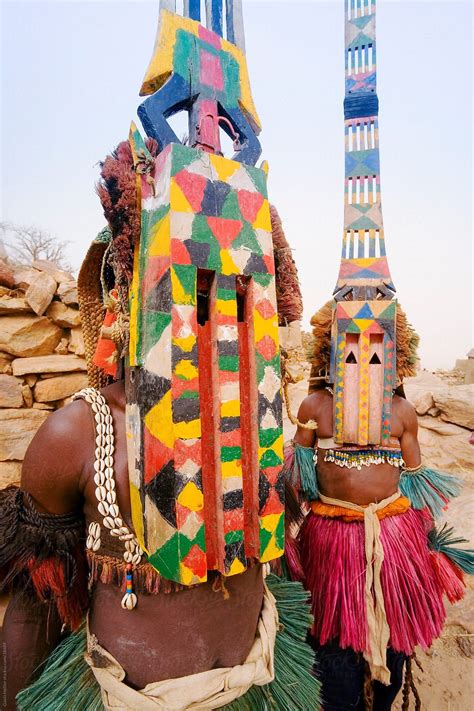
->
125, 0, 285, 585
330, 0, 397, 446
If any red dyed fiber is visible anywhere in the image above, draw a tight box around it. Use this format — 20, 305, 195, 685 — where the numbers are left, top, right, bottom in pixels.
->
430, 550, 465, 604
28, 551, 89, 630
300, 508, 448, 656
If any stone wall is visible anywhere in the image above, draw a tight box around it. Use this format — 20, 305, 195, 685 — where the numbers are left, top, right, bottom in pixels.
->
0, 260, 88, 488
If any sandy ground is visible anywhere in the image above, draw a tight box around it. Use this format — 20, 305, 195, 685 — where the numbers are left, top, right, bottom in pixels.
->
285, 372, 474, 711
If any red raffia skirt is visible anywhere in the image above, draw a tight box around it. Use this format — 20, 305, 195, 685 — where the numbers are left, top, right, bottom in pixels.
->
299, 504, 447, 656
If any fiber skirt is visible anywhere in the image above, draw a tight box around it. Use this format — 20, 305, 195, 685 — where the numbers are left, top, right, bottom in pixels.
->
299, 507, 446, 656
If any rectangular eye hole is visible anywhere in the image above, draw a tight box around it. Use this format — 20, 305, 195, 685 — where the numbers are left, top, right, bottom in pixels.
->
197, 269, 215, 326
236, 275, 251, 322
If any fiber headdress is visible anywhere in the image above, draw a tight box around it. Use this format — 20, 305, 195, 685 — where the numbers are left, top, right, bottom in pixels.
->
79, 0, 303, 587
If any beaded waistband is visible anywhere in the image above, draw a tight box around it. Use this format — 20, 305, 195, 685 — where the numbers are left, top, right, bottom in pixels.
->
322, 448, 403, 470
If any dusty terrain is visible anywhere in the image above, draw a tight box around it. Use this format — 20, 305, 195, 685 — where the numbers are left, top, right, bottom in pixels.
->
284, 367, 474, 711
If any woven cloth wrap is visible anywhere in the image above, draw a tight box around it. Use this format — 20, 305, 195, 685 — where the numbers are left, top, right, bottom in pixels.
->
318, 490, 402, 686
85, 581, 278, 710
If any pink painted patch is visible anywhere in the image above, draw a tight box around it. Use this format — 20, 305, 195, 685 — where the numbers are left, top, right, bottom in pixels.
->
260, 489, 283, 517
174, 170, 207, 212
176, 502, 192, 529
255, 334, 277, 360
262, 466, 282, 486
223, 508, 244, 535
174, 438, 202, 469
172, 376, 200, 397
218, 369, 239, 384
199, 49, 224, 90
263, 254, 275, 275
207, 217, 242, 248
171, 239, 192, 265
198, 24, 222, 50
142, 258, 170, 300
255, 298, 275, 320
237, 190, 265, 223
220, 429, 241, 448
143, 428, 173, 485
172, 305, 197, 337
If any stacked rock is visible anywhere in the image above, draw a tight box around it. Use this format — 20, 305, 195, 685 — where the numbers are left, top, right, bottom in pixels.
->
0, 259, 88, 487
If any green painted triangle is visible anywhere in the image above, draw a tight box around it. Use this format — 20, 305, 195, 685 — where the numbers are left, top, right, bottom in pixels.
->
188, 524, 206, 550
231, 221, 263, 255
259, 449, 282, 468
245, 166, 267, 197
221, 190, 242, 221
275, 514, 285, 550
349, 215, 379, 230
378, 301, 397, 320
191, 214, 213, 243
143, 311, 172, 345
259, 427, 282, 448
206, 236, 222, 272
171, 143, 199, 177
352, 16, 373, 30
172, 264, 196, 301
346, 321, 361, 333
253, 273, 273, 288
259, 527, 272, 557
147, 532, 180, 581
348, 32, 373, 50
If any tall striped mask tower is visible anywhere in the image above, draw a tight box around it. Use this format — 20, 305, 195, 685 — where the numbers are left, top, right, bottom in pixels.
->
330, 0, 397, 446
126, 0, 284, 586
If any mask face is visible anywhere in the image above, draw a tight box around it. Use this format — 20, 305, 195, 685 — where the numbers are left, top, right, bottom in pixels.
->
125, 133, 284, 586
330, 299, 396, 446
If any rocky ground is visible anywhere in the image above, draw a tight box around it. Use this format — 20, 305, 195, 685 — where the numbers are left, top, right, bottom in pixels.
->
284, 367, 474, 710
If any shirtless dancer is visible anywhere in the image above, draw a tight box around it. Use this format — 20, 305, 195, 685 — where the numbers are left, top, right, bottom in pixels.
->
284, 304, 472, 711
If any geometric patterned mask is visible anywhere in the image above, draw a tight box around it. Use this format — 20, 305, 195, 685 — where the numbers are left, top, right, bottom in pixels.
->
125, 2, 284, 586
330, 0, 397, 446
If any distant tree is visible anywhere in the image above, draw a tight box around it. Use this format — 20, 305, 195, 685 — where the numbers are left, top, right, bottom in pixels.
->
0, 222, 71, 270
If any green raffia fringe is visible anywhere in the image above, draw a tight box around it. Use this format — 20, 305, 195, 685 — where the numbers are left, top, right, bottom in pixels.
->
428, 523, 474, 575
16, 622, 102, 711
285, 443, 318, 501
17, 574, 321, 711
399, 465, 462, 519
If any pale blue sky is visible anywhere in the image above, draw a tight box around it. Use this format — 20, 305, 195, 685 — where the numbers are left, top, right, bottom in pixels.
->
1, 0, 472, 369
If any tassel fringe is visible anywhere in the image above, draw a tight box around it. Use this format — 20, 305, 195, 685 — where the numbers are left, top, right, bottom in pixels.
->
283, 442, 318, 501
399, 465, 462, 518
0, 486, 88, 629
428, 524, 474, 575
429, 551, 465, 603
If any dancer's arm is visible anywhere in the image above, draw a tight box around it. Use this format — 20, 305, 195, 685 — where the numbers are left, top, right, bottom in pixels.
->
1, 402, 90, 706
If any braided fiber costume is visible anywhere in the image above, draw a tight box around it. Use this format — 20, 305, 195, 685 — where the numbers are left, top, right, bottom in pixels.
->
1, 1, 319, 709
283, 1, 473, 709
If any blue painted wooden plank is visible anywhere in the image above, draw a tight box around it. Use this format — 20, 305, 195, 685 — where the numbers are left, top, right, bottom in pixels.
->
225, 0, 235, 43
185, 0, 201, 20
232, 0, 245, 50
211, 0, 223, 36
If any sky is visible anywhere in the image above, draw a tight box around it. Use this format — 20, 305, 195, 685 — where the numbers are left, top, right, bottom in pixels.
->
1, 0, 472, 370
